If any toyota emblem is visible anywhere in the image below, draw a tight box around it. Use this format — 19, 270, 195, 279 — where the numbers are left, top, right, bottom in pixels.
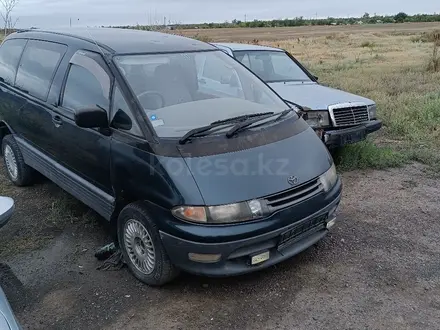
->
287, 175, 299, 186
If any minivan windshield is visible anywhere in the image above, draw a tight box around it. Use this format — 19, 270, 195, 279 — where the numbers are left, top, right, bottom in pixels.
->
233, 50, 312, 83
114, 50, 289, 138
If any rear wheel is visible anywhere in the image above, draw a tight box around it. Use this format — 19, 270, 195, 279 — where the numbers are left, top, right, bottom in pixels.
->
2, 135, 35, 186
117, 202, 179, 286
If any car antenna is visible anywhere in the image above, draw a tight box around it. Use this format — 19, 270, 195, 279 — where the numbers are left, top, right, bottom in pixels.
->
85, 26, 111, 65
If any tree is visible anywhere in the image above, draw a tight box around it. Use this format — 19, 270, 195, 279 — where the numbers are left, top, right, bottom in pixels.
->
362, 12, 370, 19
0, 0, 19, 36
394, 12, 408, 23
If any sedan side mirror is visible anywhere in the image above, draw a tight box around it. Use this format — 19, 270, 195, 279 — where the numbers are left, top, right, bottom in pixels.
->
313, 75, 319, 81
75, 106, 108, 129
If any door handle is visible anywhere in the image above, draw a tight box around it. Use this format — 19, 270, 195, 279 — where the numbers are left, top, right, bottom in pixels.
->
52, 115, 63, 127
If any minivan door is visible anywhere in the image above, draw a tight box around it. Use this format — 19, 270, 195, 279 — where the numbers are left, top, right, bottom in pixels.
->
10, 40, 67, 156
51, 50, 113, 195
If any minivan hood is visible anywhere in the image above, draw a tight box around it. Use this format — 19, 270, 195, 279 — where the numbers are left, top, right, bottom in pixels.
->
268, 81, 374, 110
181, 127, 332, 205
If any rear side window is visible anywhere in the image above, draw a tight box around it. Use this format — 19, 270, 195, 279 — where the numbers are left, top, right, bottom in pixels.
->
62, 63, 110, 112
15, 40, 67, 100
234, 52, 251, 68
0, 39, 27, 85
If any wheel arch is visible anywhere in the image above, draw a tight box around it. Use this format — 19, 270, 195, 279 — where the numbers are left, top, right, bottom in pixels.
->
109, 197, 162, 244
0, 121, 14, 154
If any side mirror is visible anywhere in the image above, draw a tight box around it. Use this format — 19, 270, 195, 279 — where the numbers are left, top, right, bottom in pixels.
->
0, 196, 14, 229
75, 106, 108, 129
112, 109, 132, 130
313, 75, 319, 81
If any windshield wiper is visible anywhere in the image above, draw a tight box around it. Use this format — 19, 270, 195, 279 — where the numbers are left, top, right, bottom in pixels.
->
226, 109, 293, 138
179, 112, 274, 144
210, 112, 274, 125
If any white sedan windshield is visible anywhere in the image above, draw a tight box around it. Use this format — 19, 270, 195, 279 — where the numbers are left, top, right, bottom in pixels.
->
234, 50, 312, 83
114, 50, 288, 137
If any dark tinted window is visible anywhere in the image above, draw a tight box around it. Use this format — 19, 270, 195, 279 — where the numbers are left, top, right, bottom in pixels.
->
15, 40, 66, 100
0, 39, 27, 85
62, 63, 110, 111
111, 86, 142, 136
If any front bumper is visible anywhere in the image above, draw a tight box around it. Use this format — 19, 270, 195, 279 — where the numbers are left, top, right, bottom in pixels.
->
322, 120, 382, 149
160, 189, 341, 277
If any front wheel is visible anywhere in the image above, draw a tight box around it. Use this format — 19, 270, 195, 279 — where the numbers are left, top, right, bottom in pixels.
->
2, 135, 35, 186
117, 202, 179, 286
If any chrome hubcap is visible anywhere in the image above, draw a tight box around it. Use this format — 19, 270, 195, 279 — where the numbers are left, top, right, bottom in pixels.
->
4, 145, 18, 180
124, 219, 156, 275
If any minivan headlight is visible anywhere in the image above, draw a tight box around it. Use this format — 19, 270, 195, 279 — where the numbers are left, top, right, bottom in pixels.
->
367, 104, 377, 119
319, 163, 337, 192
304, 111, 330, 128
172, 199, 265, 224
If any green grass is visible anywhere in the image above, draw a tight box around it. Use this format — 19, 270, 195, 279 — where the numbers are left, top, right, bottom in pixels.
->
294, 36, 440, 172
333, 140, 408, 171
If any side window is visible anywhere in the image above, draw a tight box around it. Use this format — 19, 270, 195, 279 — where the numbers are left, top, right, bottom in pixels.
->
234, 52, 251, 69
111, 86, 142, 137
62, 63, 110, 112
15, 40, 66, 100
0, 39, 27, 85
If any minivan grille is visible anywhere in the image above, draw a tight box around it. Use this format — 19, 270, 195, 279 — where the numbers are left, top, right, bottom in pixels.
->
265, 178, 322, 211
329, 102, 369, 127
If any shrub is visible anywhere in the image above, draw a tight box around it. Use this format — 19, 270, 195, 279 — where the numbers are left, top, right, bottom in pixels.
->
361, 41, 375, 48
427, 41, 440, 72
333, 141, 407, 171
192, 34, 213, 42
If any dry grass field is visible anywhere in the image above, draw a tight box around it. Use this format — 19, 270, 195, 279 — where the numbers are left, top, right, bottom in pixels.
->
178, 22, 440, 41
180, 23, 440, 171
0, 23, 440, 329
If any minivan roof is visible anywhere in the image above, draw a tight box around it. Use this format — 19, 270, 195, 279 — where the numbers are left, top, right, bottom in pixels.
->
10, 28, 216, 54
213, 42, 283, 52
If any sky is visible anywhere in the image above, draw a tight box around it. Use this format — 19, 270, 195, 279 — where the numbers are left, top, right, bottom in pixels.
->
9, 0, 440, 28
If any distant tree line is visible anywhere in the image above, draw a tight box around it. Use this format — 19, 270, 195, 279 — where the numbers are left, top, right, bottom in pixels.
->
110, 12, 440, 30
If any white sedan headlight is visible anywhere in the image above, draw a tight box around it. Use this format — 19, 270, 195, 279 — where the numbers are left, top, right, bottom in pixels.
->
319, 163, 338, 192
367, 104, 377, 119
304, 111, 330, 128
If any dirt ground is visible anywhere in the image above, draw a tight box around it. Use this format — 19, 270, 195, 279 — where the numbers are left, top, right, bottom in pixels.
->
178, 22, 440, 41
0, 22, 439, 329
0, 161, 438, 330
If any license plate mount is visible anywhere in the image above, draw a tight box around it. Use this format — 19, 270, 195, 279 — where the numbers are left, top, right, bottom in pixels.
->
341, 129, 366, 145
278, 214, 328, 251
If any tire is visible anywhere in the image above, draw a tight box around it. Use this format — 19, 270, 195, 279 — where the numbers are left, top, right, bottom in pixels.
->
117, 202, 179, 286
2, 135, 35, 186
